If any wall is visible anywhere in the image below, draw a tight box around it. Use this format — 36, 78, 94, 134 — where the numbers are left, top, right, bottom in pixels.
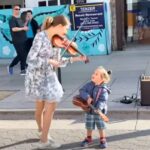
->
0, 3, 112, 58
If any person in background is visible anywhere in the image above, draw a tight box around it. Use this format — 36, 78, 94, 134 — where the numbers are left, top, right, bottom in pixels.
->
26, 10, 39, 53
20, 11, 28, 26
25, 15, 87, 149
137, 12, 146, 40
79, 66, 111, 149
8, 4, 28, 75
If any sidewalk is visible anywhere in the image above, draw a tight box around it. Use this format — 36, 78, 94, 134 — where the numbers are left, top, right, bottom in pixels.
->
0, 119, 150, 150
0, 44, 150, 119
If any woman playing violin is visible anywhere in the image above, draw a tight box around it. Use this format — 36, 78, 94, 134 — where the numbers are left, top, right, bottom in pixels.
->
25, 15, 87, 149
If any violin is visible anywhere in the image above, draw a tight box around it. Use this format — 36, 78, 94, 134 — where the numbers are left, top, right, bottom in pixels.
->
52, 34, 89, 64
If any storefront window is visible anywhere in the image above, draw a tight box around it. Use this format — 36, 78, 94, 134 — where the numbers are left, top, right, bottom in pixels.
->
48, 0, 57, 6
4, 5, 12, 9
0, 5, 4, 9
136, 1, 150, 41
60, 0, 71, 5
38, 1, 46, 6
126, 0, 150, 43
74, 0, 86, 4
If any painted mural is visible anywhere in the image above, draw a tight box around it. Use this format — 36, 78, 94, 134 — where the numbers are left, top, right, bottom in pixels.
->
0, 3, 111, 58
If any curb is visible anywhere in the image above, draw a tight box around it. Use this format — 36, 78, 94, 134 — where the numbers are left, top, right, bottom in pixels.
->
0, 108, 146, 120
0, 109, 84, 120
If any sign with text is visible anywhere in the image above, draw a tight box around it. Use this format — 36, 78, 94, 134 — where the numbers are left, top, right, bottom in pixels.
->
74, 0, 86, 4
70, 3, 105, 30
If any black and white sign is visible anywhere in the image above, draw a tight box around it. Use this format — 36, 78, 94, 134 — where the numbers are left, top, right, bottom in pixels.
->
70, 3, 105, 30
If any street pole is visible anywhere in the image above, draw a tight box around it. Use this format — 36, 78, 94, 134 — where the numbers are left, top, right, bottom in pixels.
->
57, 67, 62, 84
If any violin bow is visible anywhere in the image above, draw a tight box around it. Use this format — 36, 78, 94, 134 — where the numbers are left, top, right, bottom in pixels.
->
89, 104, 109, 122
60, 18, 88, 58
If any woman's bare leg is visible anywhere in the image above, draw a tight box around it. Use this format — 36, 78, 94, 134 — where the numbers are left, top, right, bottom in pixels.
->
40, 101, 57, 142
35, 100, 45, 132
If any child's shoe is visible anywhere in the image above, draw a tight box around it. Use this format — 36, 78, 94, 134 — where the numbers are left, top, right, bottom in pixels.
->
81, 138, 92, 147
99, 138, 107, 149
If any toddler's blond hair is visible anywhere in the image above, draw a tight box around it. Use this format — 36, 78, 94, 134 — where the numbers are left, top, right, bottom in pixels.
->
96, 66, 111, 83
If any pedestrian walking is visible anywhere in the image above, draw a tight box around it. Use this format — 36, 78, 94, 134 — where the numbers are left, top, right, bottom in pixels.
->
25, 15, 87, 149
78, 66, 111, 149
8, 4, 28, 75
26, 10, 39, 53
20, 11, 28, 26
137, 12, 147, 40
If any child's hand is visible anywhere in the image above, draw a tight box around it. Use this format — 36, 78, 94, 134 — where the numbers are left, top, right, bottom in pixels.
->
87, 97, 93, 105
94, 109, 99, 114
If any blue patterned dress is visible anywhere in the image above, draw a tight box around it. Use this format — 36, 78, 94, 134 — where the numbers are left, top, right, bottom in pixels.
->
25, 31, 70, 102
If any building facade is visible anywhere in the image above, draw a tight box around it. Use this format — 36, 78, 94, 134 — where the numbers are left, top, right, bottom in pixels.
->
0, 0, 112, 58
0, 0, 24, 9
0, 0, 124, 50
126, 0, 150, 43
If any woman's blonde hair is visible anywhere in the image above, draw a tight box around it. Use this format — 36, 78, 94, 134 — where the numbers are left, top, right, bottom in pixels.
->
97, 66, 111, 83
41, 15, 70, 30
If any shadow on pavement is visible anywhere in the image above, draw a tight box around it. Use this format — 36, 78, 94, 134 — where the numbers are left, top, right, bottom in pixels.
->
107, 129, 150, 142
0, 129, 150, 149
56, 129, 150, 150
0, 138, 39, 149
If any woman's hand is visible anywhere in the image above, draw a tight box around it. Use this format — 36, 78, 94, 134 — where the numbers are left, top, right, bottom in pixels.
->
94, 109, 99, 114
71, 56, 88, 63
49, 59, 61, 67
79, 56, 88, 62
62, 38, 70, 46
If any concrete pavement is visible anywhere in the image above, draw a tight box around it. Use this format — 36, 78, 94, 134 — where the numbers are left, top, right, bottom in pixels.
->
0, 119, 150, 150
0, 44, 150, 119
0, 43, 150, 150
